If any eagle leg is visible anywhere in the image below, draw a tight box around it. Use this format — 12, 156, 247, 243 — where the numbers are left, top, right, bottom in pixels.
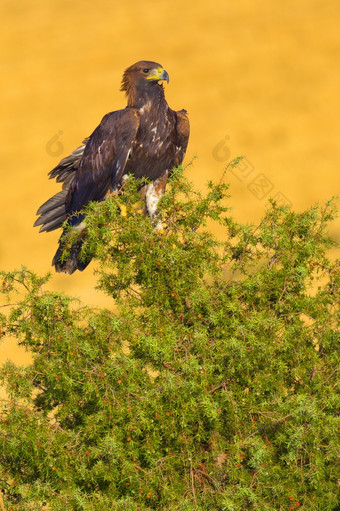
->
144, 170, 168, 231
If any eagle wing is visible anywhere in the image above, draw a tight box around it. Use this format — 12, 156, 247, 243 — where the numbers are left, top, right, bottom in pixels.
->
69, 109, 139, 212
34, 109, 139, 232
173, 109, 190, 168
48, 137, 89, 186
142, 108, 190, 224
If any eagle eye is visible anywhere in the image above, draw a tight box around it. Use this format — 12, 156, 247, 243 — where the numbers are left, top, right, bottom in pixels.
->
142, 68, 150, 74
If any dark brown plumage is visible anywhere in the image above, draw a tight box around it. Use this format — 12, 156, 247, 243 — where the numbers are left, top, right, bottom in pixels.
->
34, 60, 190, 273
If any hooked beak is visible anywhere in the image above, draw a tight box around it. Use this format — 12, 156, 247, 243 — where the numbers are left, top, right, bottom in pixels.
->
147, 67, 169, 83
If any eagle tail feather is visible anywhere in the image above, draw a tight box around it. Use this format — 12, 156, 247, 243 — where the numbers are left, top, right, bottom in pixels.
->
36, 190, 67, 216
35, 141, 87, 234
34, 190, 68, 232
48, 140, 87, 182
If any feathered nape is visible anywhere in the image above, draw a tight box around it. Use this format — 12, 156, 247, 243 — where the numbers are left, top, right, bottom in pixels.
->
120, 68, 165, 109
120, 70, 138, 107
120, 70, 130, 94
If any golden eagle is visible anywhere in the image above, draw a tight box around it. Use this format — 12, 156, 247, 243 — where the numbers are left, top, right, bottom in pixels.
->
34, 60, 190, 273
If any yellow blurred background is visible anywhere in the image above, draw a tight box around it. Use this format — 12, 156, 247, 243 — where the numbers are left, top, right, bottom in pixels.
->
0, 0, 339, 366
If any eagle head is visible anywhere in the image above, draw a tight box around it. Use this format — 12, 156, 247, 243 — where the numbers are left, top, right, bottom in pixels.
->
120, 61, 169, 95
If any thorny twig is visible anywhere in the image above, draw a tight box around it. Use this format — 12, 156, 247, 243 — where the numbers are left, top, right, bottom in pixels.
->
241, 413, 293, 444
188, 452, 198, 509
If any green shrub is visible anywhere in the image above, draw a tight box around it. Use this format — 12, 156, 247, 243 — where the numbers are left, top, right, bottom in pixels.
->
0, 167, 339, 510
